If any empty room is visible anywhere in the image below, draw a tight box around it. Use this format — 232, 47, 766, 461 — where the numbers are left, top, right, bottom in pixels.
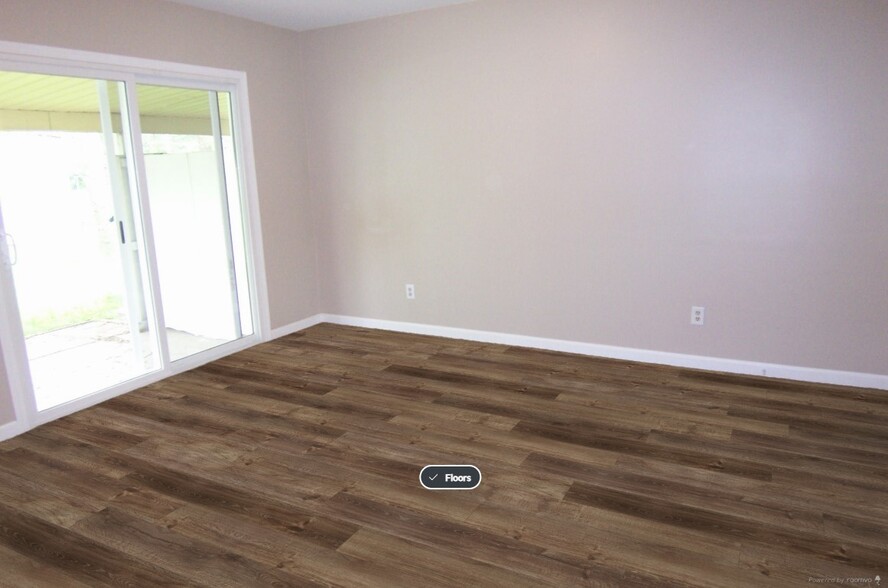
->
0, 0, 886, 586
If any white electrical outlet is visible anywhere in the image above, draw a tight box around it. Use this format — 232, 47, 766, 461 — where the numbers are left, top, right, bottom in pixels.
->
405, 284, 416, 300
691, 306, 705, 326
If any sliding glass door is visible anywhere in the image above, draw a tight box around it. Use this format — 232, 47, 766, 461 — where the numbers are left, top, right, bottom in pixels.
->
0, 67, 257, 413
137, 84, 253, 361
0, 72, 157, 410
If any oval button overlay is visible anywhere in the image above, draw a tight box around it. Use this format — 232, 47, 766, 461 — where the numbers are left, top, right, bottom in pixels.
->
420, 465, 482, 490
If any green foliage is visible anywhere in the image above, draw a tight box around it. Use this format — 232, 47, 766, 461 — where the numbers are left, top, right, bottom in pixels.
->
22, 294, 123, 338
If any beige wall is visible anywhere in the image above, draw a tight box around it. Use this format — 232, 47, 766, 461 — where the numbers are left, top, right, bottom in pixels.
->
0, 0, 319, 425
301, 0, 888, 375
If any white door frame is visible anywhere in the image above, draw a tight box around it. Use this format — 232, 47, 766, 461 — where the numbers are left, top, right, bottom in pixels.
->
0, 40, 271, 439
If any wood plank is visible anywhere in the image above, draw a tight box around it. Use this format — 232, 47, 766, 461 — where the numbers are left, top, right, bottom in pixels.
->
563, 483, 888, 569
338, 528, 543, 587
110, 454, 360, 549
318, 491, 591, 587
0, 543, 95, 588
160, 504, 413, 587
0, 503, 194, 587
72, 507, 313, 587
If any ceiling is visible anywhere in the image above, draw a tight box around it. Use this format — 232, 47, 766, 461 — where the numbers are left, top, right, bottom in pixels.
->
0, 72, 217, 118
165, 0, 476, 32
0, 71, 229, 134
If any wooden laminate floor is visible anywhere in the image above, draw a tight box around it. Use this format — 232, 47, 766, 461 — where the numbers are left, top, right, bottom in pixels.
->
0, 323, 886, 587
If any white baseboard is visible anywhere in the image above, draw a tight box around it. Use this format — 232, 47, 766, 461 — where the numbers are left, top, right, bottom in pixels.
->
320, 314, 888, 391
0, 419, 25, 443
268, 314, 325, 340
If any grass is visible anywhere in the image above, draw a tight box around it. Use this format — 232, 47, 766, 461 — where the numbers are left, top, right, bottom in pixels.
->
22, 294, 123, 338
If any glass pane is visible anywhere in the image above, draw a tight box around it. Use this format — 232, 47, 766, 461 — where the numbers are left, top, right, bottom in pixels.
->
137, 84, 252, 361
0, 71, 158, 410
218, 92, 254, 338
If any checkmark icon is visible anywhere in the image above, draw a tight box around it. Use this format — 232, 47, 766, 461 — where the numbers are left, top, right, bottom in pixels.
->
429, 474, 438, 480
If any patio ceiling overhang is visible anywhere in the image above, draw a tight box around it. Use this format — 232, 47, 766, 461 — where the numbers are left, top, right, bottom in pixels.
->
0, 71, 230, 134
